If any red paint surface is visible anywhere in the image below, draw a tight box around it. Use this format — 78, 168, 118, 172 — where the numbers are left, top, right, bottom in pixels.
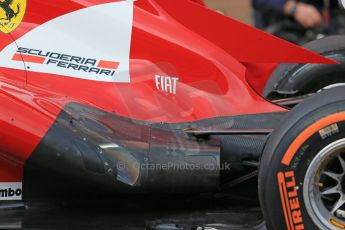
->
12, 54, 46, 64
98, 60, 120, 69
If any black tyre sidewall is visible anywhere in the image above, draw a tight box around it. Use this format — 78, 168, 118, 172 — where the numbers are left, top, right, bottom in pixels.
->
263, 36, 345, 99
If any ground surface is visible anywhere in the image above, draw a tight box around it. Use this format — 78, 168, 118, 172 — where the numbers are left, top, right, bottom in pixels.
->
0, 205, 264, 230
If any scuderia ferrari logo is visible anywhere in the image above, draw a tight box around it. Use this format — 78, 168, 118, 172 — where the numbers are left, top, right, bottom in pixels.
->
0, 0, 26, 34
0, 1, 133, 82
13, 47, 120, 78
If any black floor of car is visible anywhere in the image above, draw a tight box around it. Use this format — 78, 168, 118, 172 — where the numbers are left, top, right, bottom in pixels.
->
0, 182, 266, 230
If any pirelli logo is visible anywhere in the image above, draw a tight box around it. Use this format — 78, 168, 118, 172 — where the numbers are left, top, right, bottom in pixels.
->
12, 47, 120, 77
278, 171, 305, 230
0, 182, 22, 200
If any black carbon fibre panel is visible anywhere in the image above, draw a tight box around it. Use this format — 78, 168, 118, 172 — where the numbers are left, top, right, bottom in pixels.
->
23, 102, 286, 201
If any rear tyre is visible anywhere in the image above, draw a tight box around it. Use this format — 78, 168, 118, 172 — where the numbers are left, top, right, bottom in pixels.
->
259, 86, 345, 229
263, 36, 345, 101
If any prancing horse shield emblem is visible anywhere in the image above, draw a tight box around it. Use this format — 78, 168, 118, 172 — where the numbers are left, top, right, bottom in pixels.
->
0, 0, 26, 34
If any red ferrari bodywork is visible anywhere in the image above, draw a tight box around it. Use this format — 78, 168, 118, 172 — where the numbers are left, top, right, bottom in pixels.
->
192, 0, 205, 5
0, 0, 334, 187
